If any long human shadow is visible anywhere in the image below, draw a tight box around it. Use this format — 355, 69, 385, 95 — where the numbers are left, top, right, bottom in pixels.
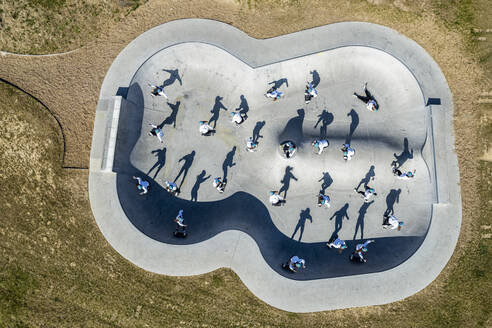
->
345, 109, 359, 144
147, 147, 166, 179
355, 165, 375, 190
158, 101, 180, 129
114, 82, 427, 281
278, 109, 305, 145
162, 68, 182, 87
291, 208, 312, 242
209, 96, 228, 128
190, 170, 211, 202
268, 78, 289, 89
175, 150, 196, 188
329, 203, 349, 241
353, 200, 374, 240
279, 166, 298, 198
310, 70, 320, 88
393, 137, 413, 167
384, 189, 402, 217
318, 171, 333, 194
252, 121, 265, 143
314, 109, 334, 139
236, 95, 249, 115
222, 146, 236, 183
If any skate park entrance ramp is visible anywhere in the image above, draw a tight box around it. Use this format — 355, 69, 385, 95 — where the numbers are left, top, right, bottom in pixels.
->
90, 20, 461, 312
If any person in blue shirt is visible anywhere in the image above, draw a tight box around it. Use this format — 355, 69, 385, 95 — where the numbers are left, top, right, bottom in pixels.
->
133, 176, 149, 195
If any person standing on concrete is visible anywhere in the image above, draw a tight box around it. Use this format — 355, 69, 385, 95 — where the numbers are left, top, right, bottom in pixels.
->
148, 83, 168, 99
148, 124, 164, 143
350, 239, 375, 263
164, 180, 179, 195
327, 238, 348, 253
199, 121, 215, 136
281, 141, 296, 158
304, 82, 318, 104
383, 214, 404, 230
392, 162, 416, 179
265, 86, 284, 101
312, 139, 329, 154
341, 143, 355, 161
213, 177, 226, 193
285, 256, 306, 272
317, 193, 331, 208
354, 83, 379, 112
354, 185, 377, 202
269, 191, 285, 206
246, 137, 258, 152
231, 111, 247, 126
133, 176, 150, 195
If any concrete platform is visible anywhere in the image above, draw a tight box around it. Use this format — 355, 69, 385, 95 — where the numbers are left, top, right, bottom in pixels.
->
89, 19, 461, 312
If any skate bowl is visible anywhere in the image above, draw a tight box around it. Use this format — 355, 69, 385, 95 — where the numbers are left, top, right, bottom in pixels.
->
89, 19, 461, 312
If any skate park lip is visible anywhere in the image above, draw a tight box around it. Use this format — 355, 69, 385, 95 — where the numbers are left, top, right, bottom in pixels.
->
90, 19, 461, 312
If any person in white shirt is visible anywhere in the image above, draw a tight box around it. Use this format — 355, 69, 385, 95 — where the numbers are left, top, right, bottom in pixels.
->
231, 111, 246, 126
355, 185, 377, 203
148, 83, 168, 99
312, 139, 329, 154
133, 176, 149, 195
148, 124, 164, 143
341, 143, 355, 160
354, 83, 379, 112
213, 177, 226, 193
327, 238, 348, 253
383, 214, 404, 230
269, 191, 284, 206
246, 137, 258, 152
317, 193, 331, 208
199, 121, 214, 136
350, 239, 375, 262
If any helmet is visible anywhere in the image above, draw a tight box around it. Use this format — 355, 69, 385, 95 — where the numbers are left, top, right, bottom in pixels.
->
362, 247, 368, 252
295, 262, 302, 268
269, 191, 275, 195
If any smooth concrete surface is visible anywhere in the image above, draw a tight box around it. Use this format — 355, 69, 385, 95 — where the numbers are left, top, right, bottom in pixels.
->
90, 19, 461, 312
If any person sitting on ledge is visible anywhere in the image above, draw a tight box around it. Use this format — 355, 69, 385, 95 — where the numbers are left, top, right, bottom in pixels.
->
133, 176, 149, 195
213, 177, 226, 193
383, 214, 404, 231
312, 139, 329, 155
269, 191, 285, 206
341, 143, 355, 161
148, 124, 164, 143
199, 121, 215, 136
164, 180, 179, 195
304, 82, 318, 104
317, 193, 331, 208
353, 82, 379, 112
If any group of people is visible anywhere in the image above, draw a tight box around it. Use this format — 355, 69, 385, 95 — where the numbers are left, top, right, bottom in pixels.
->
140, 72, 415, 270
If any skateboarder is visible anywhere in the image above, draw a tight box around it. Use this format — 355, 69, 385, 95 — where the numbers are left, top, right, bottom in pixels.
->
149, 83, 168, 99
213, 177, 226, 193
350, 239, 375, 263
354, 185, 377, 203
199, 121, 215, 136
327, 238, 348, 253
304, 82, 318, 104
164, 180, 179, 195
312, 139, 329, 154
354, 83, 379, 112
231, 111, 247, 126
284, 256, 306, 272
392, 162, 416, 179
246, 137, 258, 152
383, 214, 404, 230
133, 176, 149, 195
265, 86, 284, 101
173, 209, 187, 238
148, 124, 164, 143
269, 191, 285, 206
317, 193, 331, 208
281, 141, 296, 158
341, 143, 355, 161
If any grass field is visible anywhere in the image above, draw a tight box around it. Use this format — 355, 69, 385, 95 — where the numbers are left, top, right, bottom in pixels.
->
0, 0, 491, 327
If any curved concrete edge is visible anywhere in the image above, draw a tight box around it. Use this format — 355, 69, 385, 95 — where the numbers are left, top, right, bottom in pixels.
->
90, 20, 461, 312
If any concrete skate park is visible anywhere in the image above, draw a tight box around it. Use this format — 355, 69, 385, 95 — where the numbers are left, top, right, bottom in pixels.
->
89, 20, 461, 312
